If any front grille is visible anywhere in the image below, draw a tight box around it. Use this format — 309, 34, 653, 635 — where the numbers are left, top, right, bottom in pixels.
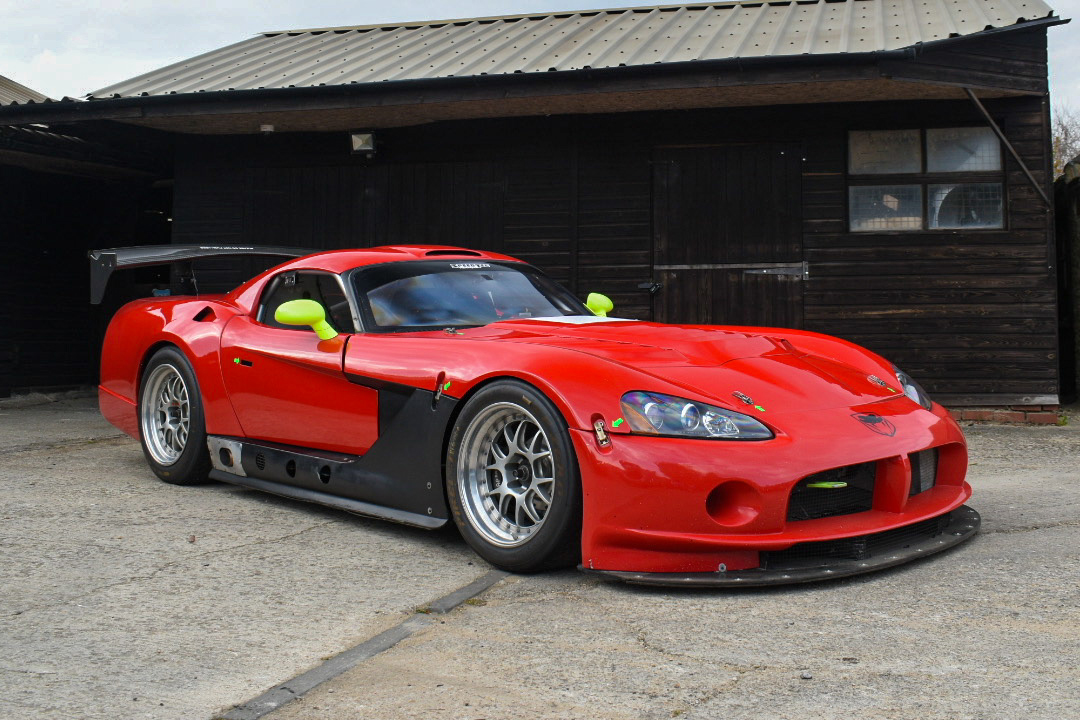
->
787, 462, 876, 521
763, 514, 951, 569
909, 448, 938, 495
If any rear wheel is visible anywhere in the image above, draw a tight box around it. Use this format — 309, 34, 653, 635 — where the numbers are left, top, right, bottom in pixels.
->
139, 347, 211, 485
446, 381, 581, 571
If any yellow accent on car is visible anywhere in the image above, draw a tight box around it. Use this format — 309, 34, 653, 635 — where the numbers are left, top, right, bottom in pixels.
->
274, 299, 339, 340
586, 293, 613, 317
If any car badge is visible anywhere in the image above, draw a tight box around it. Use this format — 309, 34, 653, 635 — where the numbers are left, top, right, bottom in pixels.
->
868, 375, 887, 388
852, 412, 897, 436
733, 391, 754, 406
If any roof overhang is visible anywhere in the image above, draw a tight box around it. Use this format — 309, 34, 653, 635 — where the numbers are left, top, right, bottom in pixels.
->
0, 126, 159, 179
0, 20, 1062, 136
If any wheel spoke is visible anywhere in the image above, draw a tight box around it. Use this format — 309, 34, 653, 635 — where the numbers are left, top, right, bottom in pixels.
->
511, 421, 528, 453
521, 495, 541, 524
532, 482, 552, 505
499, 492, 515, 519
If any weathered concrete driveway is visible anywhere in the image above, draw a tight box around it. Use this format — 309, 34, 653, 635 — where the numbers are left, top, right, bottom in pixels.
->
0, 393, 489, 719
2, 393, 1078, 719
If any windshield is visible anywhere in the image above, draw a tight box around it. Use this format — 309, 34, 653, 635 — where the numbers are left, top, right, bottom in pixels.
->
351, 260, 590, 332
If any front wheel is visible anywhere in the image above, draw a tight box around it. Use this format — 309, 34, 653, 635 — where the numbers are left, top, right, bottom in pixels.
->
446, 381, 582, 572
138, 346, 211, 485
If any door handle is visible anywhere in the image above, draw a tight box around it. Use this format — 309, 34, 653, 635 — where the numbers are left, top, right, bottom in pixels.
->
638, 282, 663, 295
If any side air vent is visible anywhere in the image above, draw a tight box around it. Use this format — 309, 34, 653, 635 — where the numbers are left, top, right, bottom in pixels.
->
255, 453, 266, 471
193, 306, 216, 322
424, 249, 483, 257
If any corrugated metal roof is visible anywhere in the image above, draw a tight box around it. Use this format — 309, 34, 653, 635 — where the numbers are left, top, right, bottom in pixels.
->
0, 74, 50, 105
89, 0, 1057, 99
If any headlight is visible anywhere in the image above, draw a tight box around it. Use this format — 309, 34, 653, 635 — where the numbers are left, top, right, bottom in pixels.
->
894, 367, 933, 411
620, 391, 773, 440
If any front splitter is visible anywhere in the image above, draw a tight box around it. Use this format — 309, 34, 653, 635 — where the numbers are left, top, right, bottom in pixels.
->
581, 505, 980, 588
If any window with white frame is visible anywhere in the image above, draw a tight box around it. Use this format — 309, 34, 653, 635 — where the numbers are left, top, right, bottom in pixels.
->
848, 127, 1004, 232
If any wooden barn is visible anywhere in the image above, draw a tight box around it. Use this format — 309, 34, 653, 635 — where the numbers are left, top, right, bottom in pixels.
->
0, 75, 169, 397
0, 0, 1072, 411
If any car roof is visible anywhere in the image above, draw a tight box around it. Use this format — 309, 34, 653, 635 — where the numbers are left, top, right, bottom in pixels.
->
279, 245, 521, 273
224, 245, 525, 312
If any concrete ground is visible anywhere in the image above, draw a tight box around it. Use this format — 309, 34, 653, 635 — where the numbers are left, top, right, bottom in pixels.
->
1, 393, 1078, 719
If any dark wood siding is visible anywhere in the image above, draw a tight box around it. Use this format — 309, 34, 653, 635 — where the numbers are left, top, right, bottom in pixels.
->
0, 166, 162, 396
799, 95, 1056, 404
166, 30, 1057, 405
883, 26, 1050, 95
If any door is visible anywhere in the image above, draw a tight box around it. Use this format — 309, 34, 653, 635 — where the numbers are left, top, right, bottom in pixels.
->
219, 270, 378, 455
652, 143, 804, 328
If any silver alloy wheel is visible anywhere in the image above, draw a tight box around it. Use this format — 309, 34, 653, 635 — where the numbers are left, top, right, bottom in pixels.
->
457, 402, 556, 547
141, 363, 191, 466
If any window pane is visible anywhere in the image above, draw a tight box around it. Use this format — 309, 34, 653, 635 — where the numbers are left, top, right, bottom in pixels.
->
849, 130, 921, 174
849, 185, 923, 231
929, 183, 1003, 229
926, 127, 1000, 172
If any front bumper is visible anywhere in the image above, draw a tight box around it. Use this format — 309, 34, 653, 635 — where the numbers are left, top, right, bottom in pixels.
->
583, 505, 979, 587
573, 398, 973, 576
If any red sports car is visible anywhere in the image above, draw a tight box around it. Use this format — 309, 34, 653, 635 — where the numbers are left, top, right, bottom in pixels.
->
92, 244, 978, 586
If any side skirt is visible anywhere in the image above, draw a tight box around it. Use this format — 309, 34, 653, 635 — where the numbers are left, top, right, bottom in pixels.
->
207, 435, 448, 530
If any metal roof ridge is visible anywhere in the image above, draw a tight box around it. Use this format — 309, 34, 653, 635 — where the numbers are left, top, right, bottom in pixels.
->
259, 0, 1060, 37
256, 2, 801, 36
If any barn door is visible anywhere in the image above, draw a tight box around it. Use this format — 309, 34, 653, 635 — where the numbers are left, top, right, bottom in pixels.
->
652, 143, 804, 328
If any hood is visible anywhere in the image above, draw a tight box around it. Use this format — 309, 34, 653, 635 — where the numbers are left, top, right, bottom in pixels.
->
464, 317, 903, 413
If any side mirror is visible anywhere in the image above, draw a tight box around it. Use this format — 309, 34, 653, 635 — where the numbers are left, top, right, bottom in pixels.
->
274, 299, 339, 340
585, 293, 614, 318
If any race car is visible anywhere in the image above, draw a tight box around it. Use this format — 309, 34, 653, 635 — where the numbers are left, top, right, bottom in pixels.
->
91, 244, 979, 586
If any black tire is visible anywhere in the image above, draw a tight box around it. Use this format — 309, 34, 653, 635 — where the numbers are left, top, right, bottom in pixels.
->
446, 380, 582, 572
138, 346, 211, 485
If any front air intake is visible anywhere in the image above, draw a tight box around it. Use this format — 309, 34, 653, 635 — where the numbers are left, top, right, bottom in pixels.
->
787, 462, 877, 521
909, 448, 939, 495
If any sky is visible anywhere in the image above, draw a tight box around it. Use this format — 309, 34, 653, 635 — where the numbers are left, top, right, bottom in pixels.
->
2, 0, 1079, 108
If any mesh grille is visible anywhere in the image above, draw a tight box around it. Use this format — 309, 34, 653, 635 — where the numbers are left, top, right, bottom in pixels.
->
764, 514, 951, 569
909, 449, 939, 496
787, 462, 876, 521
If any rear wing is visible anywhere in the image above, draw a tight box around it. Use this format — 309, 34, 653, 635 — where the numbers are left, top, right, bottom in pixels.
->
88, 245, 313, 304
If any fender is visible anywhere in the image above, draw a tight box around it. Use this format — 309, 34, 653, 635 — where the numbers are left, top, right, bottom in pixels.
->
99, 297, 245, 438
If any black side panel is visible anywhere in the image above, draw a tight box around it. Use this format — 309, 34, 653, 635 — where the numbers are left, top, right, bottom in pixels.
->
221, 388, 457, 521
348, 390, 457, 518
208, 469, 445, 529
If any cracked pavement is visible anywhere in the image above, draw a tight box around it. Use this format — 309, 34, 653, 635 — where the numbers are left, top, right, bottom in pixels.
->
0, 395, 488, 719
2, 395, 1078, 719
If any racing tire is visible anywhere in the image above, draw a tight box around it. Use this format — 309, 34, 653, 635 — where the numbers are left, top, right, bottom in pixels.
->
138, 346, 212, 486
446, 380, 582, 572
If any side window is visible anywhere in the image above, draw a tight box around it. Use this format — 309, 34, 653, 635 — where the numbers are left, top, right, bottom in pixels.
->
847, 127, 1004, 232
257, 272, 356, 333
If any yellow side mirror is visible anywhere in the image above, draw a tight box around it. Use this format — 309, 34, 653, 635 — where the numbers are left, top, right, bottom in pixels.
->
274, 299, 339, 340
585, 293, 614, 318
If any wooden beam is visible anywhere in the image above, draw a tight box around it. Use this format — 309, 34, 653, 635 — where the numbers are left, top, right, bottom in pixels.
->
964, 87, 1051, 207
